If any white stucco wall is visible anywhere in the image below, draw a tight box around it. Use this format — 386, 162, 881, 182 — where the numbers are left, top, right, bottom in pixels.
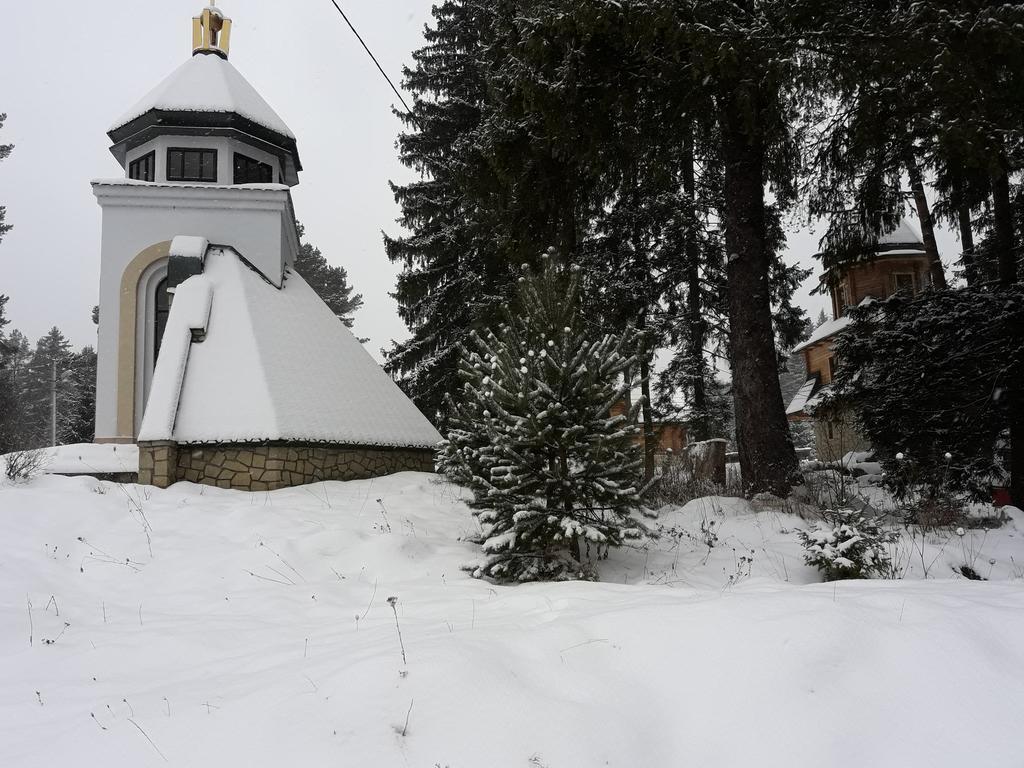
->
92, 180, 299, 441
124, 136, 284, 185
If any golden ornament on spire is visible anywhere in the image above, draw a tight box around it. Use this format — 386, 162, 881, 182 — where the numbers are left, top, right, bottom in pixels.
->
192, 3, 232, 58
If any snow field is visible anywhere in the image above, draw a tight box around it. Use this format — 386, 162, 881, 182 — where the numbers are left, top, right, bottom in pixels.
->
1, 472, 1023, 767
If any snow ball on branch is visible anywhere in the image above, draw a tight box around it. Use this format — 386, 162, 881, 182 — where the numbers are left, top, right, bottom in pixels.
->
519, 358, 526, 364
547, 340, 555, 347
520, 366, 528, 374
895, 452, 905, 460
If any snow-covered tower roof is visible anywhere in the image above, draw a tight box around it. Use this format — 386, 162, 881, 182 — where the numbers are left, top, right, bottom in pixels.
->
106, 3, 301, 185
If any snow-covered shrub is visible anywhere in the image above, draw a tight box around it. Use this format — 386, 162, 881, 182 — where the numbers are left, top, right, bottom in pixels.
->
797, 508, 898, 581
3, 448, 48, 483
440, 253, 647, 582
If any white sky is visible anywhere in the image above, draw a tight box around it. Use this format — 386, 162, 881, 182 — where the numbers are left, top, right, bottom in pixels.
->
0, 1, 962, 359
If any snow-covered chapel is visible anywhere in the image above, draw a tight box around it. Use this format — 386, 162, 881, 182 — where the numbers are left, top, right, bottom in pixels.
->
93, 4, 441, 489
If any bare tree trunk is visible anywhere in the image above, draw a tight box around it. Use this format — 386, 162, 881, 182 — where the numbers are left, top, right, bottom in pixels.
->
991, 165, 1017, 286
638, 323, 656, 483
949, 170, 978, 286
682, 126, 709, 440
903, 149, 947, 289
957, 201, 977, 286
720, 94, 797, 497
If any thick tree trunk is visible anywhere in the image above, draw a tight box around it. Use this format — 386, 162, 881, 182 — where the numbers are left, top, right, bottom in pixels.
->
639, 347, 656, 483
720, 99, 797, 497
903, 149, 947, 290
949, 170, 977, 286
957, 201, 977, 286
682, 127, 709, 441
991, 166, 1017, 286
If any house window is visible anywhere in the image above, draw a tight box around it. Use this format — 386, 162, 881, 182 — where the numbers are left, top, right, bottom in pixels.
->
154, 277, 171, 362
828, 355, 839, 383
892, 272, 916, 295
128, 151, 155, 182
167, 148, 218, 182
233, 153, 274, 184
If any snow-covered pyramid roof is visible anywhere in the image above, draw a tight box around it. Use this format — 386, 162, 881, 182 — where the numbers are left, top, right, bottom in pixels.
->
876, 219, 926, 253
110, 53, 294, 139
139, 247, 442, 449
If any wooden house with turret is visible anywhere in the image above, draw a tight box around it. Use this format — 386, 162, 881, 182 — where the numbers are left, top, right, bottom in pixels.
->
786, 221, 933, 460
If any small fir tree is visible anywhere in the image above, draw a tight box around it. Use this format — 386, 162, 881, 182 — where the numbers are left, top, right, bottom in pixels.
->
441, 254, 647, 582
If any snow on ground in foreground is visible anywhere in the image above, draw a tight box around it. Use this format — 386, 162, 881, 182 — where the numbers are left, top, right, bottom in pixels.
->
1, 472, 1023, 767
0, 443, 140, 475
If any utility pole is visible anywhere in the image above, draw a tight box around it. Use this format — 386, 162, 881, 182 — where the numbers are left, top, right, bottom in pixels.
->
50, 360, 57, 447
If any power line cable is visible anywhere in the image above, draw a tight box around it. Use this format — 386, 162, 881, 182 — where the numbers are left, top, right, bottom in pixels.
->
326, 1, 412, 114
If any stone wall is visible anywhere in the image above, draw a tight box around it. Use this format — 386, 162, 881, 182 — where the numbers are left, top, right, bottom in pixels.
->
814, 411, 871, 462
138, 441, 435, 490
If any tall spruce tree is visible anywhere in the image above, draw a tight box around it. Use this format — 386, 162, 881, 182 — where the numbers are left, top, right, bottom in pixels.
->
441, 255, 646, 582
19, 328, 79, 448
0, 328, 31, 452
674, 0, 803, 494
0, 296, 17, 451
385, 0, 512, 418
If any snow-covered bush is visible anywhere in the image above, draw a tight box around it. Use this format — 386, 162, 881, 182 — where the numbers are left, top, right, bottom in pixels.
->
439, 253, 647, 582
797, 508, 898, 581
3, 448, 48, 483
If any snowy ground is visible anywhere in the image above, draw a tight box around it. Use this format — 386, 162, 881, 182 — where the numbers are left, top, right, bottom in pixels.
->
2, 471, 1023, 767
1, 442, 139, 475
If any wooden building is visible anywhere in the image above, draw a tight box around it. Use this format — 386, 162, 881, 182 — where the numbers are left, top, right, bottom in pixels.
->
786, 221, 932, 460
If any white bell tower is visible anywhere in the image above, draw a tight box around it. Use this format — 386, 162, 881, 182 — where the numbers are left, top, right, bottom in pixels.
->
92, 4, 301, 444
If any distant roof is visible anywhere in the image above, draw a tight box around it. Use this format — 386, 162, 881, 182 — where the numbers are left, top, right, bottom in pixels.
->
110, 53, 294, 140
876, 219, 924, 249
785, 377, 818, 416
792, 315, 852, 353
139, 247, 442, 449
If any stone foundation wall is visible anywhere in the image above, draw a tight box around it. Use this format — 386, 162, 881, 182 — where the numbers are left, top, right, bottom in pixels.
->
814, 412, 871, 462
138, 441, 435, 490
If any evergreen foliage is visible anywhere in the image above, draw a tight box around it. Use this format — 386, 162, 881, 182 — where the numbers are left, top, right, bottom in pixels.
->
293, 222, 363, 328
0, 307, 98, 452
389, 1, 809, 490
826, 287, 1024, 502
440, 254, 646, 582
385, 0, 511, 418
798, 508, 897, 582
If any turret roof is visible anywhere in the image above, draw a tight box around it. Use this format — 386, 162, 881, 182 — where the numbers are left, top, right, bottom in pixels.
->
109, 52, 294, 140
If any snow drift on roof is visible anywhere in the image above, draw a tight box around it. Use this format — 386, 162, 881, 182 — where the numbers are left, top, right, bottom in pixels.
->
877, 219, 924, 247
139, 247, 442, 449
786, 378, 818, 416
792, 315, 852, 353
110, 53, 294, 139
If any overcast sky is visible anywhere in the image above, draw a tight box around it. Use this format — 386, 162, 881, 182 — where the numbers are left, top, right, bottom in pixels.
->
0, 1, 962, 360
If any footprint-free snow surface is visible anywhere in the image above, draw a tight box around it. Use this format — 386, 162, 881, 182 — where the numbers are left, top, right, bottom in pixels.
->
2, 472, 1023, 767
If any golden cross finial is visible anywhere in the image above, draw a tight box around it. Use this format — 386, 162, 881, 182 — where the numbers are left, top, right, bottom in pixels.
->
192, 4, 232, 58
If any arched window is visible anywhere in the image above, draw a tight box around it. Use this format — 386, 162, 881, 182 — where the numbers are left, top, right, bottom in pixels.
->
154, 277, 171, 363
